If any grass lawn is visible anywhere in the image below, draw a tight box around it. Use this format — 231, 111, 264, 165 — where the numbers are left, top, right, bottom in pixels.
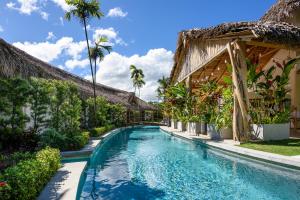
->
239, 139, 300, 156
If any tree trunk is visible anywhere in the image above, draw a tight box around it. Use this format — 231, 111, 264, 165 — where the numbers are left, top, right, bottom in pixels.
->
83, 18, 97, 127
227, 41, 250, 142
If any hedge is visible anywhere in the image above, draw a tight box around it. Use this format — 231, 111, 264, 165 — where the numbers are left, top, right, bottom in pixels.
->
39, 129, 90, 151
0, 147, 61, 200
90, 125, 115, 137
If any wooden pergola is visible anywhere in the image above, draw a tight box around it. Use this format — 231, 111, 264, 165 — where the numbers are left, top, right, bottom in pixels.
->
170, 6, 300, 141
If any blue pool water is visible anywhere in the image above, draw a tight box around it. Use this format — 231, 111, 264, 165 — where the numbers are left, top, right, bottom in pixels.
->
78, 126, 300, 200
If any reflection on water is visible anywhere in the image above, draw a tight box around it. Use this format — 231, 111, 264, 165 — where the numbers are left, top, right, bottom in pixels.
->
79, 126, 300, 200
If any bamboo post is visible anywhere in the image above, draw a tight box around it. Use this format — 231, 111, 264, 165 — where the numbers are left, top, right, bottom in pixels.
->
227, 41, 250, 141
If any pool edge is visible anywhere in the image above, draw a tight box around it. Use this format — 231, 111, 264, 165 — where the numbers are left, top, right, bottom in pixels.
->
160, 126, 300, 171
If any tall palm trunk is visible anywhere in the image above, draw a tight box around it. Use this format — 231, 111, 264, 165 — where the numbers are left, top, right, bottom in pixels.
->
83, 18, 97, 127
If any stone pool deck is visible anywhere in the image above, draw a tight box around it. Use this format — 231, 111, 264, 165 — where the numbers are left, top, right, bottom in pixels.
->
38, 161, 86, 200
38, 127, 126, 200
161, 126, 300, 169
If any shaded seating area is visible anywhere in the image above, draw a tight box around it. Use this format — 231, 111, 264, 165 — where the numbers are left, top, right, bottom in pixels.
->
169, 0, 300, 142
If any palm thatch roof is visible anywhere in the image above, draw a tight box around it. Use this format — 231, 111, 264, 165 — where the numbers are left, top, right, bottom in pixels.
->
170, 0, 300, 83
0, 38, 156, 111
171, 21, 300, 82
260, 0, 300, 23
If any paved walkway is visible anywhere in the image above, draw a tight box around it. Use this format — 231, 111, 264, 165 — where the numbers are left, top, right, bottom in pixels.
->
161, 126, 300, 169
38, 161, 86, 200
38, 127, 126, 200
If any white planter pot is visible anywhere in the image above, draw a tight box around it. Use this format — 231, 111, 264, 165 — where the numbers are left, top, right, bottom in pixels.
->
171, 119, 178, 129
177, 121, 187, 132
207, 124, 220, 140
200, 122, 207, 135
251, 123, 289, 141
219, 127, 233, 139
188, 122, 201, 135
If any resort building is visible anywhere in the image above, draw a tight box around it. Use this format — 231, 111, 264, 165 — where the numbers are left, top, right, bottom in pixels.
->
0, 38, 156, 124
170, 0, 300, 141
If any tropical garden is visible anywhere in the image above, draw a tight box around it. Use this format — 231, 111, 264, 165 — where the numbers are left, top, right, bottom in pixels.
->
0, 1, 132, 199
158, 57, 300, 143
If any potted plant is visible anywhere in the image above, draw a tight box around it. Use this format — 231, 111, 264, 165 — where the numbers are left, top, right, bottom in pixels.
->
206, 113, 220, 140
171, 117, 178, 129
196, 80, 221, 139
215, 88, 233, 139
166, 83, 193, 132
251, 110, 290, 141
247, 58, 299, 141
177, 116, 187, 132
187, 115, 201, 135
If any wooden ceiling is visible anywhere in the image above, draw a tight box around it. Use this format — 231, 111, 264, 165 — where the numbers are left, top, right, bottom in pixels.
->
190, 43, 280, 91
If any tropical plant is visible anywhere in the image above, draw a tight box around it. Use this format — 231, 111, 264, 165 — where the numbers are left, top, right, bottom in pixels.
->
157, 76, 170, 100
215, 87, 233, 130
65, 0, 103, 127
107, 104, 126, 127
48, 80, 82, 136
90, 36, 112, 83
247, 58, 300, 124
29, 78, 50, 134
195, 80, 222, 124
130, 65, 145, 97
166, 83, 193, 120
87, 96, 109, 127
0, 147, 60, 200
0, 78, 31, 132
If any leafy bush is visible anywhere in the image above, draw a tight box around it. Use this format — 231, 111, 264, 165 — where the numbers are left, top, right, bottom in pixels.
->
9, 151, 35, 166
39, 129, 89, 151
105, 124, 115, 132
64, 132, 89, 150
90, 127, 107, 137
0, 147, 60, 200
39, 129, 66, 150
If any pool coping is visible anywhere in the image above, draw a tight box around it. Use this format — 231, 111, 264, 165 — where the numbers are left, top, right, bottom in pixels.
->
160, 126, 300, 170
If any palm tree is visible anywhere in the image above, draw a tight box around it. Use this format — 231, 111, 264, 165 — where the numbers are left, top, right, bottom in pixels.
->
65, 0, 103, 126
130, 65, 145, 97
90, 36, 112, 83
157, 76, 170, 100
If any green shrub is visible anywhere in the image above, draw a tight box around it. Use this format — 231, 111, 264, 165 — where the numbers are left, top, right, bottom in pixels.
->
90, 127, 106, 137
64, 132, 89, 150
39, 129, 66, 150
40, 129, 89, 151
0, 147, 60, 200
9, 151, 35, 166
105, 124, 115, 132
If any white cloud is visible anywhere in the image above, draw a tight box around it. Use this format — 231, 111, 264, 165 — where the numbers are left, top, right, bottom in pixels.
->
92, 49, 174, 101
6, 0, 38, 15
46, 32, 56, 40
65, 58, 89, 70
93, 27, 126, 46
6, 0, 49, 20
51, 0, 73, 11
0, 25, 3, 32
6, 2, 16, 9
59, 17, 64, 25
13, 37, 87, 63
107, 7, 128, 18
40, 11, 49, 20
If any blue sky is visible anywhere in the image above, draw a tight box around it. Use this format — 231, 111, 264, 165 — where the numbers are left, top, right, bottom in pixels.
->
0, 0, 276, 101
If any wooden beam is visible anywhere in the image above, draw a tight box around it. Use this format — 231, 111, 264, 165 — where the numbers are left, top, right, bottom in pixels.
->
246, 41, 291, 49
227, 41, 251, 142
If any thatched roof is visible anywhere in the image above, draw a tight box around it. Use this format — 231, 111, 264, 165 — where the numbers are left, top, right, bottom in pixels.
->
170, 21, 300, 83
0, 38, 156, 111
260, 0, 300, 23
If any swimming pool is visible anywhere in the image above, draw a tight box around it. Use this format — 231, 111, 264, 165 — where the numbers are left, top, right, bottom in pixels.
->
77, 126, 300, 200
